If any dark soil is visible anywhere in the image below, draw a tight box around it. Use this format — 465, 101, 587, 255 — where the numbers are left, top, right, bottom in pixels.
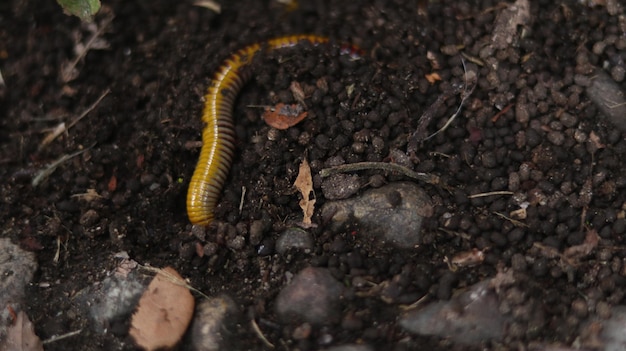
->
2, 0, 626, 350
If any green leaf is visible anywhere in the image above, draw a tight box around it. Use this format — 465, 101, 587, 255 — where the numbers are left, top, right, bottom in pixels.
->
57, 0, 101, 22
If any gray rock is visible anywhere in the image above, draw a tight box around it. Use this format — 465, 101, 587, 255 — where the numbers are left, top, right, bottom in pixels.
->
321, 182, 433, 249
189, 295, 240, 351
275, 267, 344, 325
601, 305, 626, 351
73, 262, 147, 333
321, 173, 362, 200
585, 69, 626, 132
399, 280, 511, 345
276, 228, 314, 255
0, 238, 38, 340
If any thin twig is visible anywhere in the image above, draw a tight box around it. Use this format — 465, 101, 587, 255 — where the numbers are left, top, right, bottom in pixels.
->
239, 186, 247, 214
493, 212, 528, 227
468, 191, 513, 198
67, 89, 111, 130
320, 161, 440, 186
43, 329, 83, 344
423, 58, 477, 141
438, 227, 472, 240
32, 146, 92, 187
491, 103, 514, 122
408, 87, 459, 153
40, 89, 110, 150
53, 236, 61, 264
408, 58, 478, 153
251, 319, 275, 349
61, 14, 114, 82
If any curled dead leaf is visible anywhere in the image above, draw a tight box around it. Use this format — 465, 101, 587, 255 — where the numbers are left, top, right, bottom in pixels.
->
1, 310, 43, 351
294, 158, 315, 226
129, 266, 195, 351
262, 103, 308, 130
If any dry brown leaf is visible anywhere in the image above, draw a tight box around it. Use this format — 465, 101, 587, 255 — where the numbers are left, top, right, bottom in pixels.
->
293, 158, 315, 226
129, 266, 195, 351
425, 72, 442, 84
262, 103, 308, 130
1, 311, 44, 351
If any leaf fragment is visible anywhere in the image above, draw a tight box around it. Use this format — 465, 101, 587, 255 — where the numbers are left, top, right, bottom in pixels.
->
129, 267, 195, 351
294, 158, 315, 226
262, 103, 308, 130
1, 311, 43, 351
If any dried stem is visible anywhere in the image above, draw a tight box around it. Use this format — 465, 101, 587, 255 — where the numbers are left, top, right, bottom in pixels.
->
320, 161, 440, 186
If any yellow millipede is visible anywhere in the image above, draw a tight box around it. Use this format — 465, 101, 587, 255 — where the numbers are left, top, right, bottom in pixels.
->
187, 35, 361, 226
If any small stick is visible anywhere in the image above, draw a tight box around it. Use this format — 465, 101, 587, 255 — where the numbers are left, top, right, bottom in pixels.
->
422, 58, 477, 141
39, 89, 110, 150
408, 58, 477, 153
43, 329, 83, 344
491, 103, 514, 122
320, 161, 440, 186
32, 147, 92, 187
493, 211, 528, 227
61, 15, 114, 82
251, 319, 275, 348
239, 186, 247, 214
67, 89, 111, 130
468, 191, 513, 198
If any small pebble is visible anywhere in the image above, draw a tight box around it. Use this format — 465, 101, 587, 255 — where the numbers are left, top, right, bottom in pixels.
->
276, 228, 314, 255
275, 267, 344, 325
321, 173, 362, 200
189, 295, 240, 351
400, 280, 511, 345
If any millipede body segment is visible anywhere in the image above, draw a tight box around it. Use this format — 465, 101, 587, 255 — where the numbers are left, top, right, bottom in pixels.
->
187, 35, 331, 226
